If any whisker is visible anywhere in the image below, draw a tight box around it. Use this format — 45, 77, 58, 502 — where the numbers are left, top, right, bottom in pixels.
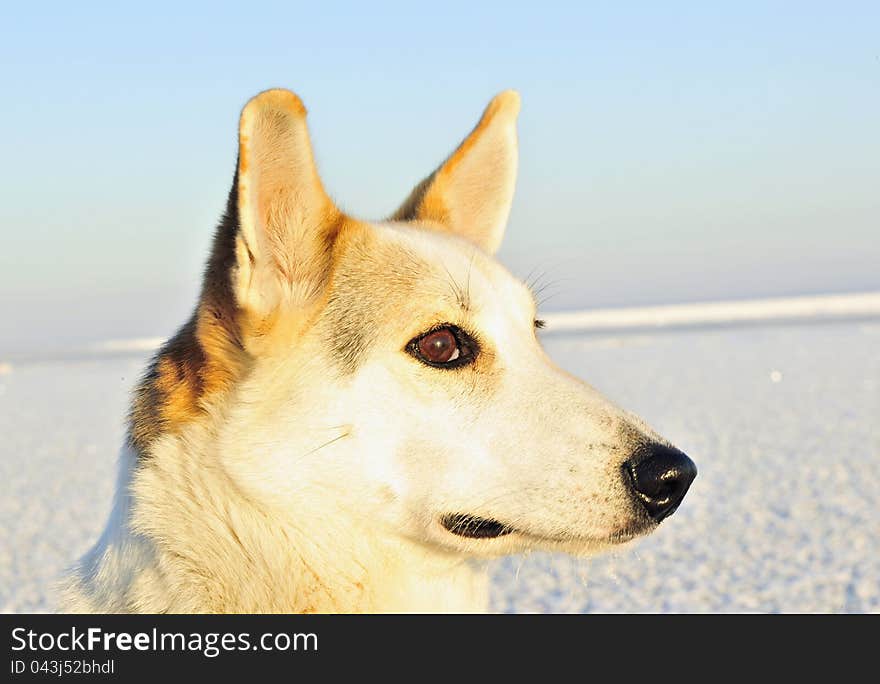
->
441, 261, 467, 310
298, 429, 351, 459
538, 291, 565, 308
532, 276, 570, 299
525, 268, 550, 294
465, 249, 476, 310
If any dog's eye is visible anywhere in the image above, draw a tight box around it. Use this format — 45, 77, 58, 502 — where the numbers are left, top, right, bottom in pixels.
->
407, 325, 477, 368
419, 329, 458, 363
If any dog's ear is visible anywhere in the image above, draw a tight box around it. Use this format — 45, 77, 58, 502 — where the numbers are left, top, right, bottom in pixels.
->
392, 91, 520, 254
233, 89, 341, 318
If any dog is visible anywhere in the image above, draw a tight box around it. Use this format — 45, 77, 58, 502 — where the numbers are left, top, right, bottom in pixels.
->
60, 89, 696, 613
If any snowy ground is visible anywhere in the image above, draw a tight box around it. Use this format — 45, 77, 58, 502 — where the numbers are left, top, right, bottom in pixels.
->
2, 320, 878, 612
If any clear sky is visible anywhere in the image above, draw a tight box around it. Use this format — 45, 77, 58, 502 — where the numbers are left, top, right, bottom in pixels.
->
1, 2, 878, 353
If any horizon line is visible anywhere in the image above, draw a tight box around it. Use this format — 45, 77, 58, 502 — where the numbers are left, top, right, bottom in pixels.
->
2, 290, 879, 366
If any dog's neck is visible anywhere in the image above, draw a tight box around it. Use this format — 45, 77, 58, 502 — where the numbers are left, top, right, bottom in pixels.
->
60, 439, 487, 613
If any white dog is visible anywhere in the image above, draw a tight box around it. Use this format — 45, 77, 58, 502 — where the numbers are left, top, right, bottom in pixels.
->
61, 89, 696, 613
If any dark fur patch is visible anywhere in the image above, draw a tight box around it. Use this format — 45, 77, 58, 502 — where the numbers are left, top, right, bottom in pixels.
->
129, 168, 247, 456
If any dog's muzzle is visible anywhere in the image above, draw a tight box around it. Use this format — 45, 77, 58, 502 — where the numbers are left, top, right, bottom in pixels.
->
625, 444, 697, 522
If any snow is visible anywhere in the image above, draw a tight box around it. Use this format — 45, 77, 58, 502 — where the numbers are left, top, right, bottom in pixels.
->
542, 291, 880, 333
2, 318, 879, 613
87, 337, 167, 353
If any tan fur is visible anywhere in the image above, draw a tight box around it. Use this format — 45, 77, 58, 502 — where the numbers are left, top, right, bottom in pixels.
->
235, 89, 343, 317
393, 90, 520, 253
131, 90, 346, 452
61, 88, 684, 614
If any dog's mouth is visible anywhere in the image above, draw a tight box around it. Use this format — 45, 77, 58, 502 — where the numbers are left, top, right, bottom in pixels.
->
439, 512, 654, 547
440, 513, 515, 539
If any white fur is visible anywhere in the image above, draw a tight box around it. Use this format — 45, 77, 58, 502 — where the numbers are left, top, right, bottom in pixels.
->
59, 90, 677, 613
60, 226, 665, 613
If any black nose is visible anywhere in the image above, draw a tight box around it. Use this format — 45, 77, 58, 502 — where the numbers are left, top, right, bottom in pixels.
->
625, 444, 697, 522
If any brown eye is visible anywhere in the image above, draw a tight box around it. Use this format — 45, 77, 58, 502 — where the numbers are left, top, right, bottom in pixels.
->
418, 328, 459, 363
407, 325, 477, 368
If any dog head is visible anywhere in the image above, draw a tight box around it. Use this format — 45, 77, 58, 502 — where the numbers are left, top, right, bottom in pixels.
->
177, 89, 695, 558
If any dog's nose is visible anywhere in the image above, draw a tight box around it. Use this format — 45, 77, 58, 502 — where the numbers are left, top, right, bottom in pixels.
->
625, 444, 697, 522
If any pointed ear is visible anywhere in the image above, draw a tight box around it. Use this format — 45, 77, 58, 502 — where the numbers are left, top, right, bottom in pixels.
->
233, 89, 342, 317
392, 90, 520, 254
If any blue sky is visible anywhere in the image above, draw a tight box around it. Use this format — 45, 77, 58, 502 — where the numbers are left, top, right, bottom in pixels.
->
1, 2, 878, 351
